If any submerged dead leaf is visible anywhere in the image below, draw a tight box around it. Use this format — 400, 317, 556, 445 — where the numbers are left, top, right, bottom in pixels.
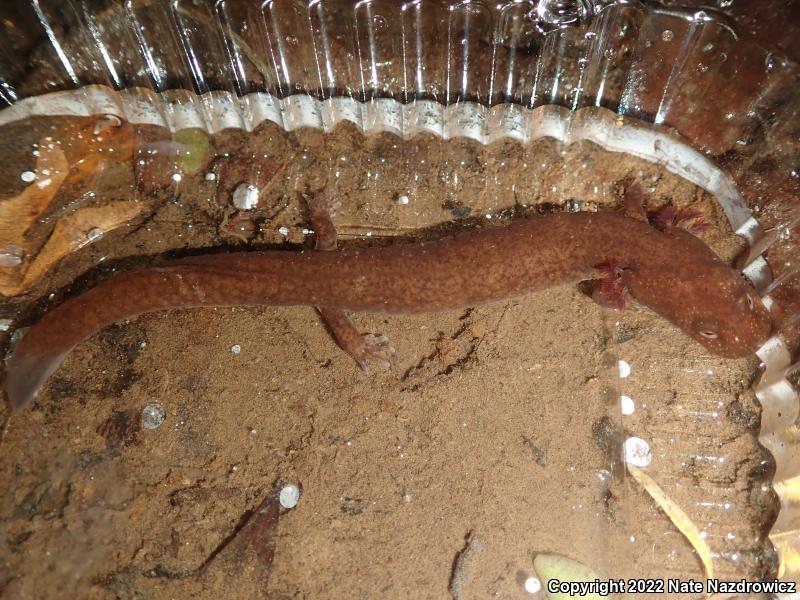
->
0, 121, 148, 297
0, 143, 68, 248
0, 201, 147, 296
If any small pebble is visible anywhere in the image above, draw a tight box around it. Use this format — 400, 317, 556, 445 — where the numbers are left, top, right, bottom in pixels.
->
205, 172, 216, 181
0, 319, 12, 331
279, 483, 301, 509
232, 183, 259, 210
231, 344, 241, 354
397, 194, 409, 205
624, 436, 652, 467
277, 226, 289, 236
141, 404, 166, 430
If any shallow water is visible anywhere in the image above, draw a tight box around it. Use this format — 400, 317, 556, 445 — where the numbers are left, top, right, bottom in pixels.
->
0, 116, 776, 598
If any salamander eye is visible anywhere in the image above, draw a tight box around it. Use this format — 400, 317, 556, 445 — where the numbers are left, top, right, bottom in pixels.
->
699, 330, 719, 340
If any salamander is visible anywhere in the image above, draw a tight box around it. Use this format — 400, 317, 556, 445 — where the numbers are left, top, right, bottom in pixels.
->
4, 189, 772, 410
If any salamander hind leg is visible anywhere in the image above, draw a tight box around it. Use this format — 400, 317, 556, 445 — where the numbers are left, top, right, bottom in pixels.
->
317, 307, 395, 371
303, 190, 341, 252
622, 179, 648, 222
302, 191, 395, 371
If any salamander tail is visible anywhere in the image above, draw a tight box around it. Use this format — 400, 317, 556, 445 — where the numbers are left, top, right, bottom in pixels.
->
5, 332, 67, 411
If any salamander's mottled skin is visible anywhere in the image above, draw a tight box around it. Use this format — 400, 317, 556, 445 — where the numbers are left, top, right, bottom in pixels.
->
5, 211, 772, 410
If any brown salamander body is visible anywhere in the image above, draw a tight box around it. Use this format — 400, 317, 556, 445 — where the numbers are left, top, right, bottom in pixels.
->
5, 211, 772, 410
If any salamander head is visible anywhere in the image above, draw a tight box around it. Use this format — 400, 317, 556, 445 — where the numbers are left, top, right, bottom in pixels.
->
685, 276, 771, 357
628, 259, 772, 358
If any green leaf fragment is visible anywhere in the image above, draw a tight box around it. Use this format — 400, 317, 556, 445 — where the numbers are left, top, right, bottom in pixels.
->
533, 553, 606, 600
173, 128, 211, 175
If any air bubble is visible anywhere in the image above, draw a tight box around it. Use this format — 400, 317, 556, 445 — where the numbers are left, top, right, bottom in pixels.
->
141, 403, 166, 430
86, 228, 104, 242
0, 244, 23, 267
620, 395, 635, 415
618, 359, 631, 378
661, 29, 674, 42
20, 170, 35, 183
524, 577, 542, 594
535, 0, 591, 28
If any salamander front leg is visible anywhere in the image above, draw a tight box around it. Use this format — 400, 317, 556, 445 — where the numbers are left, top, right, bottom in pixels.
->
303, 191, 395, 371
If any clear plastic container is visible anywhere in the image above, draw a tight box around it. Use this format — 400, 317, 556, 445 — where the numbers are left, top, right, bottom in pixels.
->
0, 1, 798, 598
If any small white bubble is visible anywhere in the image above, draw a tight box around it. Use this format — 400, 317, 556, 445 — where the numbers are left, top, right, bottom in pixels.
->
620, 395, 635, 415
205, 172, 216, 181
171, 173, 182, 183
279, 483, 301, 508
0, 252, 21, 267
524, 577, 541, 594
86, 228, 104, 242
20, 170, 35, 183
231, 344, 241, 354
397, 195, 409, 205
277, 226, 289, 236
618, 360, 631, 378
661, 29, 674, 42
